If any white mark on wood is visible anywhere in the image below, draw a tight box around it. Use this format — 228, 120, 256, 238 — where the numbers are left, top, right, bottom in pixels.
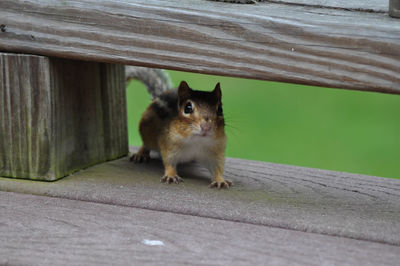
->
142, 239, 165, 246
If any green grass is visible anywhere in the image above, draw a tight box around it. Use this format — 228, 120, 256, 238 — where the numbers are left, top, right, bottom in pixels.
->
127, 70, 400, 179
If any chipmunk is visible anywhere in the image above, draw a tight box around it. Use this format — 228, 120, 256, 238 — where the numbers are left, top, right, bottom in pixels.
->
126, 66, 232, 189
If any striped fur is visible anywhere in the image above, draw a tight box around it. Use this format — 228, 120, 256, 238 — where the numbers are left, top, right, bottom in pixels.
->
125, 66, 172, 99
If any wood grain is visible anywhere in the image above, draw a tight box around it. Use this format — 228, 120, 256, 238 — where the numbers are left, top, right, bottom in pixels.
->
1, 148, 400, 245
1, 191, 399, 266
49, 58, 128, 179
0, 53, 128, 180
0, 54, 54, 179
1, 0, 399, 94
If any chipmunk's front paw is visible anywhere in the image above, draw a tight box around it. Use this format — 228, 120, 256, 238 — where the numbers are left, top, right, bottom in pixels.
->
130, 152, 150, 163
161, 175, 183, 184
210, 179, 232, 189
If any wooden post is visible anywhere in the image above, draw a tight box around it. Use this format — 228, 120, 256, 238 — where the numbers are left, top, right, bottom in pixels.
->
389, 0, 400, 18
0, 53, 128, 181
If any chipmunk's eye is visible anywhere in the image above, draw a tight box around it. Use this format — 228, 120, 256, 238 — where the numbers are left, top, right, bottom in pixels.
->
217, 104, 223, 116
184, 101, 193, 114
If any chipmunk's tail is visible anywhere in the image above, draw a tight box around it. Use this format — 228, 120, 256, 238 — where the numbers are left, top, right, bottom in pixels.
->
126, 66, 173, 99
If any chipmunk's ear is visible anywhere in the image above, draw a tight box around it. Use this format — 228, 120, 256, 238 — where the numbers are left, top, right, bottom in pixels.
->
178, 81, 192, 101
213, 82, 222, 101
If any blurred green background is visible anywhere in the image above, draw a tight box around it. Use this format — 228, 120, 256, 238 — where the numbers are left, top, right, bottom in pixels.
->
127, 70, 400, 179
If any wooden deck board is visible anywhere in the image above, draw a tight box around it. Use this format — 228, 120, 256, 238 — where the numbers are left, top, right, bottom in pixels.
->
1, 0, 399, 94
1, 191, 399, 266
1, 148, 400, 246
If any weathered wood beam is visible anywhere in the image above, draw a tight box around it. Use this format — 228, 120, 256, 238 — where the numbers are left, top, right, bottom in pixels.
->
0, 53, 128, 180
1, 0, 399, 94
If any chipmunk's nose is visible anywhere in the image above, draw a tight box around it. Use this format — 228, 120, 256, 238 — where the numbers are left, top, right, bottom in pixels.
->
200, 122, 212, 132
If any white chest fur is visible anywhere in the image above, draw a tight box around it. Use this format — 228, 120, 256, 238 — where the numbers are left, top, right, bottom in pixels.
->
171, 135, 217, 165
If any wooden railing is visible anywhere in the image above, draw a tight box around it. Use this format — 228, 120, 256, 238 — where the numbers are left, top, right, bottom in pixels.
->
1, 0, 400, 94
